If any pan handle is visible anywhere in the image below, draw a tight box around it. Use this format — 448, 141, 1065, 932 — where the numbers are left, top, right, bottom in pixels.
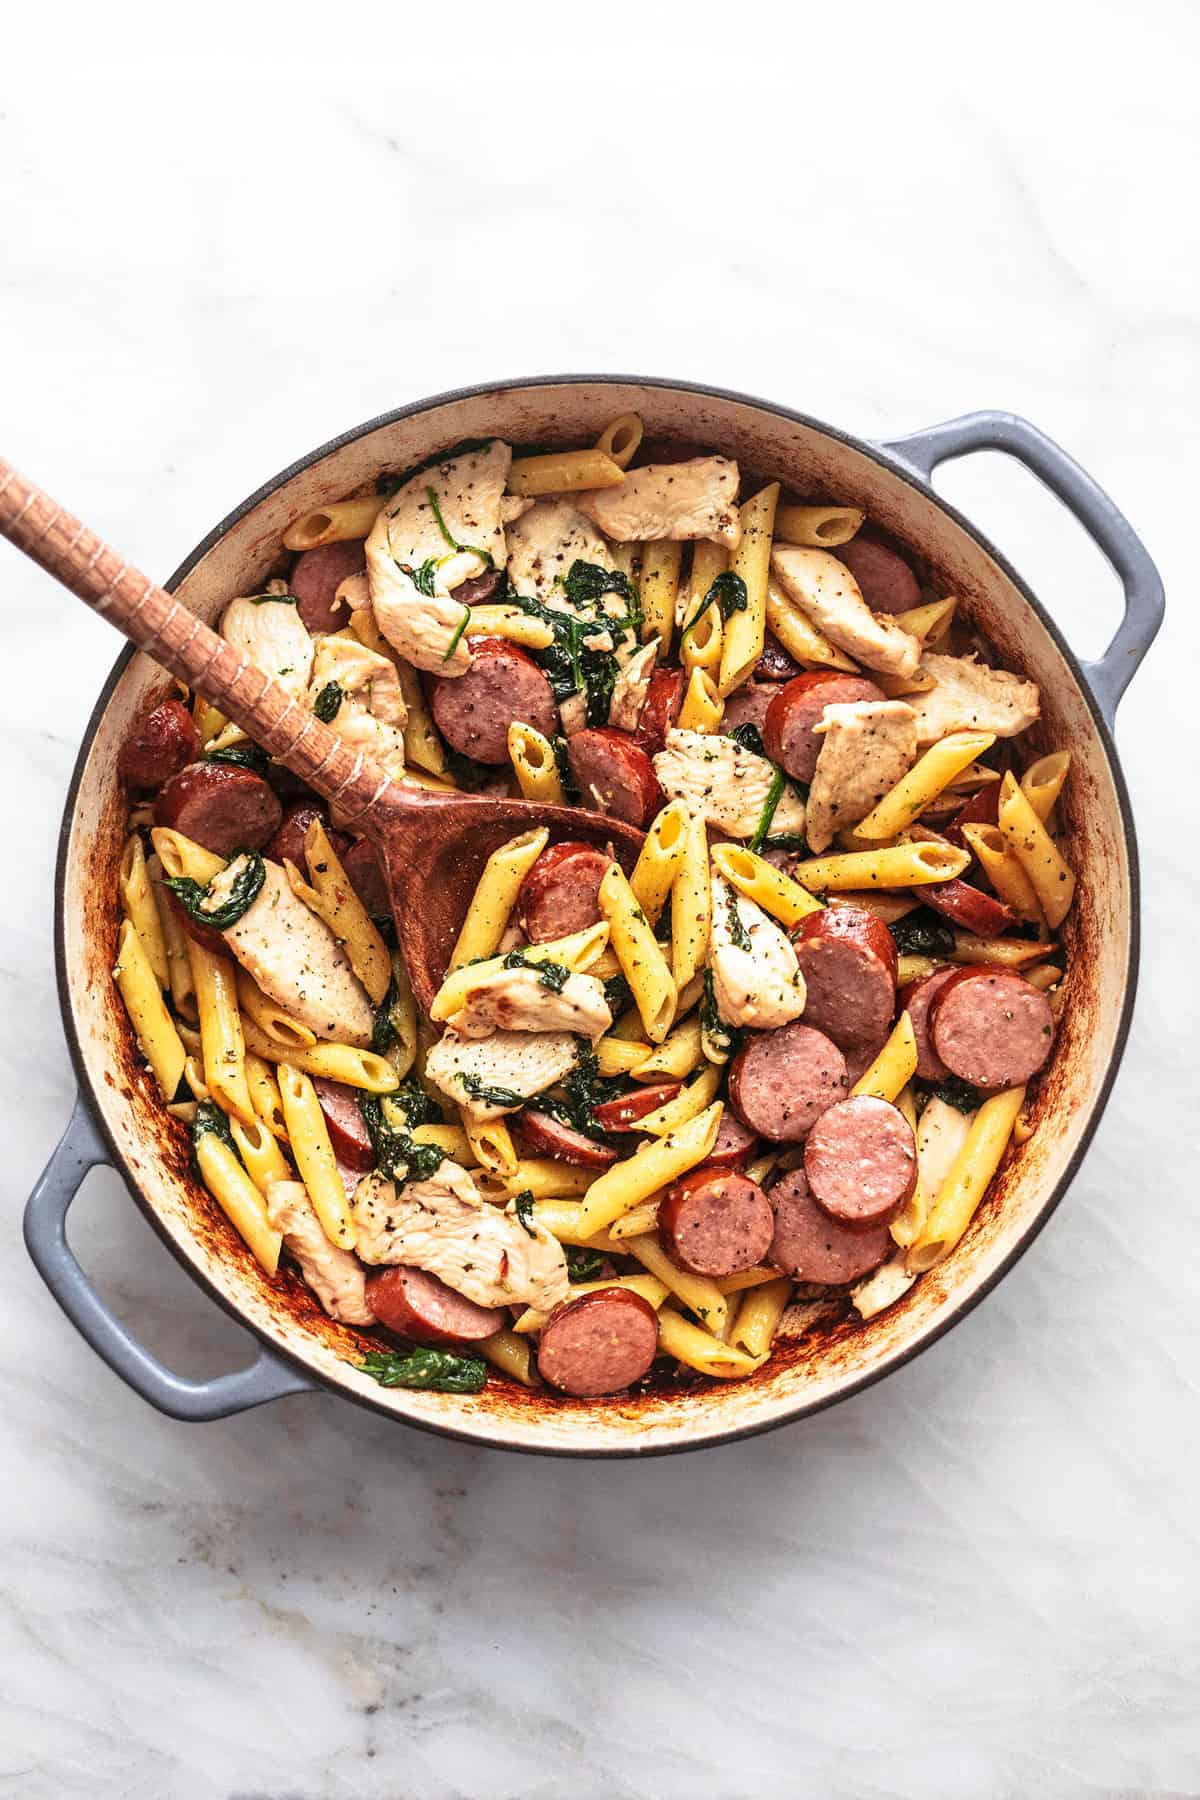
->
880, 411, 1164, 723
24, 1098, 314, 1421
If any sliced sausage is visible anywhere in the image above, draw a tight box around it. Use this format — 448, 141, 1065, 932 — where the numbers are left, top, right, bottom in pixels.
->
591, 1083, 681, 1131
729, 1020, 848, 1142
342, 837, 390, 920
452, 568, 503, 606
769, 1167, 892, 1283
431, 637, 558, 765
289, 539, 366, 634
722, 681, 776, 736
763, 672, 888, 783
313, 1078, 376, 1171
793, 906, 898, 1050
834, 535, 921, 614
516, 1110, 617, 1168
537, 1288, 659, 1396
930, 966, 1054, 1089
516, 841, 612, 943
366, 1265, 504, 1346
153, 761, 282, 856
755, 634, 803, 682
659, 1168, 775, 1277
118, 698, 201, 790
566, 728, 659, 827
707, 1112, 759, 1169
921, 878, 1013, 937
944, 783, 1001, 849
633, 667, 685, 754
900, 967, 957, 1082
804, 1095, 917, 1228
266, 802, 351, 873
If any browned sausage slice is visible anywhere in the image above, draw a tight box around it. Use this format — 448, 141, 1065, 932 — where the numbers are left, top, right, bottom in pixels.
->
900, 967, 957, 1082
566, 729, 660, 827
769, 1167, 893, 1283
154, 761, 282, 855
118, 699, 201, 789
431, 637, 558, 764
834, 536, 921, 614
755, 634, 803, 682
516, 1110, 618, 1168
313, 1078, 376, 1171
921, 878, 1013, 937
659, 1168, 775, 1277
793, 906, 898, 1050
342, 838, 390, 919
944, 783, 1001, 849
804, 1095, 917, 1228
591, 1084, 681, 1131
517, 842, 612, 943
931, 966, 1054, 1089
706, 1112, 760, 1169
537, 1288, 659, 1396
763, 672, 889, 782
633, 667, 685, 754
366, 1265, 504, 1346
265, 802, 350, 872
289, 539, 366, 633
451, 569, 503, 606
729, 1021, 848, 1142
722, 682, 776, 736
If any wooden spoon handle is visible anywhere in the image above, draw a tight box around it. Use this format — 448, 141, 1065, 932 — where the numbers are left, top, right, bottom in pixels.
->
0, 457, 400, 827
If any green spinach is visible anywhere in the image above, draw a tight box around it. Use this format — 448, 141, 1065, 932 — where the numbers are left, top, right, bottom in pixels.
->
313, 681, 343, 723
889, 908, 956, 959
356, 1347, 487, 1393
204, 742, 271, 777
679, 570, 748, 642
165, 851, 265, 930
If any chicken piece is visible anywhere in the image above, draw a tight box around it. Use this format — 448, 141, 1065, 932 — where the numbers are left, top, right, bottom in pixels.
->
771, 547, 921, 679
805, 700, 918, 854
424, 1028, 580, 1121
710, 877, 806, 1030
915, 1097, 973, 1202
221, 594, 314, 701
608, 638, 658, 732
578, 457, 742, 549
306, 634, 408, 784
447, 966, 611, 1042
352, 1161, 569, 1313
652, 728, 806, 839
266, 1180, 375, 1325
908, 653, 1041, 746
505, 498, 616, 609
223, 860, 374, 1045
367, 440, 511, 674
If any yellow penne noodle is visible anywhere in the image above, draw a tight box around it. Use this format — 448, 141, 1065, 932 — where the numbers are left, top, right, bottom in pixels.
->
853, 731, 996, 840
792, 840, 970, 892
284, 821, 391, 1005
718, 482, 778, 695
633, 1013, 703, 1081
478, 1328, 538, 1387
1020, 750, 1071, 823
610, 542, 640, 583
183, 1055, 210, 1101
465, 603, 555, 650
514, 1274, 669, 1336
595, 1037, 654, 1076
677, 668, 724, 734
887, 1086, 928, 1248
623, 1235, 728, 1334
961, 823, 1044, 922
239, 1016, 399, 1091
449, 828, 549, 971
1025, 963, 1065, 992
235, 966, 317, 1050
350, 608, 447, 777
151, 827, 224, 886
608, 1006, 651, 1042
947, 932, 1051, 968
599, 861, 677, 1043
631, 801, 690, 924
147, 853, 197, 1017
507, 448, 625, 496
380, 949, 418, 1081
743, 1152, 780, 1188
528, 1200, 623, 1249
710, 843, 825, 927
893, 596, 957, 643
411, 1121, 478, 1165
186, 937, 255, 1125
194, 1133, 282, 1276
282, 492, 387, 551
657, 1308, 760, 1378
679, 540, 729, 629
244, 1052, 288, 1140
638, 1063, 722, 1136
230, 1117, 292, 1196
508, 721, 566, 805
730, 1277, 791, 1357
119, 834, 169, 990
476, 1160, 594, 1203
277, 1064, 356, 1250
896, 953, 943, 987
716, 1265, 784, 1295
640, 541, 683, 652
907, 1086, 1025, 1271
594, 412, 643, 469
431, 921, 609, 1022
852, 1253, 918, 1320
112, 919, 187, 1101
997, 772, 1076, 927
576, 1102, 722, 1235
851, 1011, 918, 1102
460, 1110, 518, 1177
764, 577, 858, 672
773, 504, 864, 548
718, 1294, 744, 1344
671, 810, 713, 992
829, 889, 919, 924
606, 1199, 662, 1240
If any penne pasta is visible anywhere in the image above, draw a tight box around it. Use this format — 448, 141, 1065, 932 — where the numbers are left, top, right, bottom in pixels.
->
119, 834, 169, 990
1020, 750, 1070, 823
896, 952, 943, 987
718, 482, 778, 696
828, 889, 919, 924
792, 840, 970, 893
230, 1116, 292, 1197
476, 1160, 594, 1202
594, 412, 643, 469
283, 820, 391, 1005
379, 948, 418, 1081
677, 668, 724, 734
606, 1198, 662, 1240
147, 852, 197, 1017
349, 607, 447, 777
630, 801, 690, 925
710, 843, 824, 927
283, 492, 386, 551
277, 1064, 357, 1250
460, 1109, 518, 1177
946, 932, 1052, 968
851, 1011, 918, 1102
528, 1200, 622, 1248
729, 1276, 791, 1357
997, 771, 1076, 927
431, 921, 609, 1022
893, 596, 957, 644
623, 1234, 727, 1335
478, 1327, 538, 1387
239, 1015, 399, 1091
244, 1052, 288, 1140
235, 966, 317, 1050
576, 1103, 722, 1235
151, 827, 224, 886
186, 937, 255, 1125
449, 828, 549, 971
961, 822, 1044, 923
508, 721, 566, 805
507, 448, 625, 497
887, 1086, 929, 1248
852, 731, 996, 840
773, 504, 864, 548
670, 810, 712, 993
764, 577, 858, 672
112, 919, 187, 1101
636, 1062, 722, 1135
852, 1252, 917, 1320
656, 1307, 761, 1378
595, 1037, 654, 1076
716, 1265, 784, 1295
513, 1273, 668, 1336
411, 1121, 478, 1165
599, 861, 677, 1043
1025, 962, 1064, 992
907, 1086, 1025, 1271
632, 1013, 703, 1081
194, 1132, 282, 1276
639, 541, 683, 652
464, 603, 555, 650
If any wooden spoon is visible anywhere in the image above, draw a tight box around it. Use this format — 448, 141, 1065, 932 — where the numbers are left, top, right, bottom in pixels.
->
0, 459, 645, 1011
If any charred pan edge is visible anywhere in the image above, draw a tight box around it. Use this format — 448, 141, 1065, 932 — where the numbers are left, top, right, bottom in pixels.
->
51, 374, 1142, 1458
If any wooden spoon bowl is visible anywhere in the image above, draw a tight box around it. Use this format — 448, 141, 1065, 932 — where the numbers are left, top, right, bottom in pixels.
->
0, 460, 644, 1010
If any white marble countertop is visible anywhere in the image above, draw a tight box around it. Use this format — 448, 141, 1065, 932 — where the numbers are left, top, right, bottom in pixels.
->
3, 22, 1199, 1797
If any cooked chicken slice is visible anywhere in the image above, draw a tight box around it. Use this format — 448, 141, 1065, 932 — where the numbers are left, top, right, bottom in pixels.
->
305, 634, 408, 784
352, 1161, 569, 1313
578, 457, 742, 549
367, 439, 511, 674
447, 967, 611, 1042
266, 1179, 375, 1325
805, 700, 918, 853
221, 593, 314, 701
505, 498, 615, 609
608, 638, 658, 732
222, 860, 374, 1045
908, 653, 1041, 746
652, 728, 806, 839
710, 877, 806, 1030
424, 1028, 580, 1121
500, 495, 535, 525
771, 547, 921, 679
